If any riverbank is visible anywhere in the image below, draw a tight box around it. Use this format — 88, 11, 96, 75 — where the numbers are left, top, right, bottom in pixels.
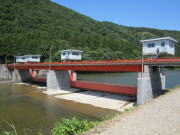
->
81, 86, 180, 135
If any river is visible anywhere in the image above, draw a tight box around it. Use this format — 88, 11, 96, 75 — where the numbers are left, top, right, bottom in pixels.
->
77, 69, 180, 89
0, 69, 179, 134
0, 84, 116, 134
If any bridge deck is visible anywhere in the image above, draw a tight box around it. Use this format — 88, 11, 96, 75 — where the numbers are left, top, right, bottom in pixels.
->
7, 58, 180, 72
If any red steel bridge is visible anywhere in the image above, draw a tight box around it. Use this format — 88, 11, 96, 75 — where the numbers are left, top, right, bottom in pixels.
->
7, 58, 180, 96
7, 58, 180, 71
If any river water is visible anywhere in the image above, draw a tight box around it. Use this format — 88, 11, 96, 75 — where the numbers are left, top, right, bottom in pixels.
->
77, 69, 180, 89
0, 69, 179, 134
0, 84, 116, 134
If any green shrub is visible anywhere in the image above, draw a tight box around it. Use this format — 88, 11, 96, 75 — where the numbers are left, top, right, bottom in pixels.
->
51, 117, 99, 135
1, 122, 17, 135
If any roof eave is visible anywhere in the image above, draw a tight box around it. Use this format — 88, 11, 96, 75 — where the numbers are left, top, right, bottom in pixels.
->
140, 37, 178, 43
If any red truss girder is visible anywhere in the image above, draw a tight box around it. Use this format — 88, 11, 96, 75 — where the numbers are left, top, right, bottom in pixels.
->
7, 65, 142, 72
52, 65, 142, 72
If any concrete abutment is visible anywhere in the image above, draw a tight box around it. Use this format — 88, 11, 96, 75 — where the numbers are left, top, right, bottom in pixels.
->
0, 64, 12, 80
0, 64, 31, 82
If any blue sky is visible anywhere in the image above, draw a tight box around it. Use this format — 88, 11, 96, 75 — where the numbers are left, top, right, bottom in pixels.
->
52, 0, 180, 31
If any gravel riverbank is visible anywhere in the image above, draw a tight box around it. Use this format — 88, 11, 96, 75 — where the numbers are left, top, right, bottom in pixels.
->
81, 87, 180, 135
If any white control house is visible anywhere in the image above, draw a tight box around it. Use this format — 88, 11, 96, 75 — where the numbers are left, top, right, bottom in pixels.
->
60, 50, 83, 61
24, 55, 41, 62
15, 56, 26, 63
15, 55, 41, 63
140, 37, 177, 56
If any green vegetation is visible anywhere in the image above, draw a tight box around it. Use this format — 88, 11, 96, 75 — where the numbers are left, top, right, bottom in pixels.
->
51, 117, 99, 135
0, 0, 180, 64
1, 122, 17, 135
1, 117, 99, 135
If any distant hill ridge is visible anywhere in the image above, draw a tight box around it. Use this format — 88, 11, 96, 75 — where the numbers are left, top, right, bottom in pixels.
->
0, 0, 180, 63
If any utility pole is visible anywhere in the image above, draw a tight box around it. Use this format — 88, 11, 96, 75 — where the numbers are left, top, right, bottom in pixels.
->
49, 46, 52, 71
141, 32, 150, 77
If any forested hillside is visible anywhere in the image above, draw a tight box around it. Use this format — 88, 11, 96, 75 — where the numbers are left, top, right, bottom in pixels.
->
0, 0, 180, 63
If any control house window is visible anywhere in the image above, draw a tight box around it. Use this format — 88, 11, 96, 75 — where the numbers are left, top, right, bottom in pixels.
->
161, 42, 165, 47
169, 41, 174, 48
32, 56, 38, 59
72, 52, 79, 56
147, 43, 155, 48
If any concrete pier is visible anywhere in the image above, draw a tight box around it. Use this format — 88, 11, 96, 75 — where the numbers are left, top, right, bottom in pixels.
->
12, 69, 31, 82
47, 70, 70, 90
137, 66, 165, 104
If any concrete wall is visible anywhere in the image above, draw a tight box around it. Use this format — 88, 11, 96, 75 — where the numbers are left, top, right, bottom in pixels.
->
0, 64, 12, 80
0, 64, 31, 82
47, 70, 70, 90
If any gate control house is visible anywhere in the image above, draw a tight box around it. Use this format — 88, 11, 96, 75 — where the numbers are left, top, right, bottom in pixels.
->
60, 50, 83, 61
15, 55, 41, 63
24, 55, 41, 62
140, 37, 177, 56
15, 56, 26, 63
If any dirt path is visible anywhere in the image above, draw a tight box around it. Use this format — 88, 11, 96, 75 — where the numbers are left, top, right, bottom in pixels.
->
82, 87, 180, 135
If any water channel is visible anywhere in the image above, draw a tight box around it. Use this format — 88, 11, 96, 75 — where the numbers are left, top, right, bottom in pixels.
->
0, 69, 179, 134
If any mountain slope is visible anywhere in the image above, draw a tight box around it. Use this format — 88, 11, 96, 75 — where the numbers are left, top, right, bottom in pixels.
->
0, 0, 180, 63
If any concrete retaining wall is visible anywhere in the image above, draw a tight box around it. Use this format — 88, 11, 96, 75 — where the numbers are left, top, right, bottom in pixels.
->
0, 65, 31, 82
0, 64, 12, 80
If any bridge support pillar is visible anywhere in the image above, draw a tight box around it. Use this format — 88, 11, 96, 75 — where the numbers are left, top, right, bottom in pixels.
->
12, 69, 31, 82
47, 70, 70, 90
137, 66, 165, 104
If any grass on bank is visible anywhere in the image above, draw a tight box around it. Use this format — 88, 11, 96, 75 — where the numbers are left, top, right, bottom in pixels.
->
1, 117, 99, 135
51, 117, 99, 135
